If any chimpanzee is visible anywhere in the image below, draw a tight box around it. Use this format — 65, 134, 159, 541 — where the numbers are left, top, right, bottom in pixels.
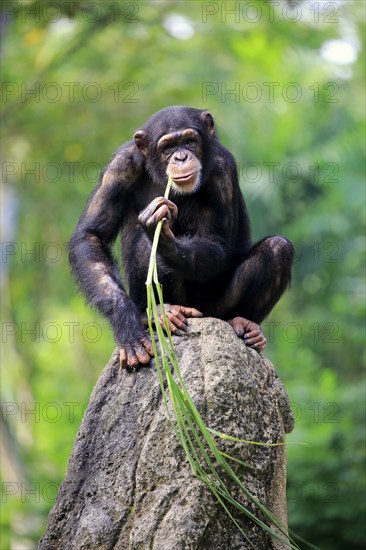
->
69, 106, 294, 369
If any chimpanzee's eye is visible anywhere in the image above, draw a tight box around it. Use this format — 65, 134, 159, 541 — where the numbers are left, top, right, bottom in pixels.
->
185, 138, 196, 145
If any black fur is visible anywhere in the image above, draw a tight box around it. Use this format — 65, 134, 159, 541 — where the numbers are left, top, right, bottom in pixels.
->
69, 106, 294, 355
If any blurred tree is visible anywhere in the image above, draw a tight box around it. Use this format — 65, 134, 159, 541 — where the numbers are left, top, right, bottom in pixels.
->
1, 1, 364, 548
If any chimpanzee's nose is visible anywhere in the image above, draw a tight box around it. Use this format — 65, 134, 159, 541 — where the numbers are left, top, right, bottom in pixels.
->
172, 151, 188, 163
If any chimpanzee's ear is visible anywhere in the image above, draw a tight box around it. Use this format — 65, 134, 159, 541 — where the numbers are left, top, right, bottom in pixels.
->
199, 111, 215, 137
134, 130, 148, 155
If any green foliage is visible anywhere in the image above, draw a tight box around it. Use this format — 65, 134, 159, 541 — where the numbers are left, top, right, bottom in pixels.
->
1, 1, 364, 548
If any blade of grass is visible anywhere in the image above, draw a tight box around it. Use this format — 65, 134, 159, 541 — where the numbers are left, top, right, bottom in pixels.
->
208, 428, 308, 447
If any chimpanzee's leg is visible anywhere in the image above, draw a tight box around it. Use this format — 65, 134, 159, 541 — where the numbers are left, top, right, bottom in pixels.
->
211, 236, 294, 324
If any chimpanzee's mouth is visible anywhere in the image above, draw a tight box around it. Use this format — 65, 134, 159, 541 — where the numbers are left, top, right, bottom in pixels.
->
172, 173, 196, 185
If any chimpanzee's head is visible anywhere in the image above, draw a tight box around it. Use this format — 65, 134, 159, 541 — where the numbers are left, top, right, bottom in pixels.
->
133, 106, 216, 194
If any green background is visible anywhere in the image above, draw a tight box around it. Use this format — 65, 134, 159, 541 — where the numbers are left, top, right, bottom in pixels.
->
1, 1, 365, 548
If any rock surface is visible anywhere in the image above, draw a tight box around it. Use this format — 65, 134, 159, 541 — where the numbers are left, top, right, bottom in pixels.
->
39, 318, 294, 550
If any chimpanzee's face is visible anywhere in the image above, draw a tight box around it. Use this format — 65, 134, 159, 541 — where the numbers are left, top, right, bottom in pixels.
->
156, 128, 203, 193
133, 107, 215, 194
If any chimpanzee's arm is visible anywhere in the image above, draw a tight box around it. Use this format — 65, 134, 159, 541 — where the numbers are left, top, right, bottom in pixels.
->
69, 144, 153, 368
138, 196, 230, 282
139, 178, 248, 285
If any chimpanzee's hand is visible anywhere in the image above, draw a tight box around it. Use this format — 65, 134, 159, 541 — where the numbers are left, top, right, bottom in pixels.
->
138, 197, 178, 243
141, 304, 203, 334
228, 317, 267, 352
117, 311, 154, 370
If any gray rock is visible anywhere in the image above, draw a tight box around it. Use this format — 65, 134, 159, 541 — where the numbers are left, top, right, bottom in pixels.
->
39, 317, 294, 550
